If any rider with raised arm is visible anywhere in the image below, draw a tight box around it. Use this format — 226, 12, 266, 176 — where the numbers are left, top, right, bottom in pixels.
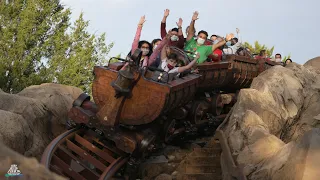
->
161, 9, 185, 49
160, 32, 200, 74
184, 11, 234, 64
147, 31, 199, 74
129, 15, 153, 67
122, 16, 168, 69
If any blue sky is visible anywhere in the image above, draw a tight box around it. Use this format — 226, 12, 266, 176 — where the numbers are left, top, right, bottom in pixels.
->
61, 0, 319, 64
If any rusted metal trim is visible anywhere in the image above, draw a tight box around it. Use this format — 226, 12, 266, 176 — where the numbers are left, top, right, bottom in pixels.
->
100, 157, 129, 180
73, 93, 91, 107
51, 154, 86, 180
41, 128, 80, 167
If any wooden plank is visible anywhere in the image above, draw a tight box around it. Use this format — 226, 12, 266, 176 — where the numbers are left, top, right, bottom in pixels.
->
66, 139, 107, 172
49, 165, 64, 176
51, 155, 86, 180
56, 145, 100, 179
74, 134, 115, 164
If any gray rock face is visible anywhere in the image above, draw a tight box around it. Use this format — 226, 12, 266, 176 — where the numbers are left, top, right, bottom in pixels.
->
220, 63, 320, 180
0, 141, 66, 180
0, 83, 82, 158
304, 56, 320, 71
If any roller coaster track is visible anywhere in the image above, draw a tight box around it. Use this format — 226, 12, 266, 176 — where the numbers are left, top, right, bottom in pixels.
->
41, 127, 129, 180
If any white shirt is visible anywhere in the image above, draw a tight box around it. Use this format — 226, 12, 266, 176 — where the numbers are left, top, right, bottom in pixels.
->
223, 42, 241, 55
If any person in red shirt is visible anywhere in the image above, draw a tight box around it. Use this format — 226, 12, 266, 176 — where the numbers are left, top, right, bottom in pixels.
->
212, 48, 223, 62
255, 50, 271, 61
206, 37, 223, 62
160, 9, 185, 49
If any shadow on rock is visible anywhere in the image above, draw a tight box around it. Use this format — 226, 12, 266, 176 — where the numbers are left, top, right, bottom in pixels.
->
0, 83, 82, 159
220, 63, 320, 180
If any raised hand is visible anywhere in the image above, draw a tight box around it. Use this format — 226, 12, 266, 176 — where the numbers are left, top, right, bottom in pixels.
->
225, 33, 234, 41
138, 15, 146, 26
195, 52, 200, 60
176, 18, 183, 28
236, 28, 240, 34
164, 9, 170, 17
166, 30, 173, 39
192, 11, 199, 21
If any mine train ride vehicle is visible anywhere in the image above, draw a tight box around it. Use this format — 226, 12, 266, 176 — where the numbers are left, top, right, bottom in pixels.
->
41, 47, 280, 180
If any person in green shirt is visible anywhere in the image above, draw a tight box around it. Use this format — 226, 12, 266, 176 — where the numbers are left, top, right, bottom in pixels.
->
185, 11, 234, 64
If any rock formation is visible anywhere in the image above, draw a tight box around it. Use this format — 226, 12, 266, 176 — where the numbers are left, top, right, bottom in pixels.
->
304, 56, 320, 71
220, 62, 320, 180
0, 83, 82, 159
0, 141, 66, 180
1, 58, 320, 180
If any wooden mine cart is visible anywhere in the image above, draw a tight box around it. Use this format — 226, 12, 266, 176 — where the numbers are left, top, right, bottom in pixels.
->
197, 55, 279, 93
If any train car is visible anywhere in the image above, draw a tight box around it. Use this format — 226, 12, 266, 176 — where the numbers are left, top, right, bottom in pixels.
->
40, 47, 280, 180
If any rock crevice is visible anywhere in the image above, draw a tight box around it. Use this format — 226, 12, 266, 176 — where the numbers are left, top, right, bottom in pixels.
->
0, 83, 82, 158
221, 63, 320, 180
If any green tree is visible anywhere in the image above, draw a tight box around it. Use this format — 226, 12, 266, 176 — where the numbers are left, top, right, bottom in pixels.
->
282, 54, 291, 62
0, 0, 113, 93
0, 0, 70, 93
48, 13, 113, 94
244, 41, 290, 61
243, 41, 274, 57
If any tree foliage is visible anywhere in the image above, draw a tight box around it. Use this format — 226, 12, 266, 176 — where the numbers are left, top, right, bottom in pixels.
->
0, 0, 113, 93
108, 54, 122, 64
243, 41, 274, 57
243, 41, 290, 61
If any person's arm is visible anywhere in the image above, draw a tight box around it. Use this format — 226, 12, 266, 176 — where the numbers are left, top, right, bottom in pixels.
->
211, 33, 234, 52
147, 37, 169, 66
176, 18, 185, 49
161, 9, 169, 39
236, 28, 242, 44
177, 53, 200, 73
186, 11, 198, 41
131, 16, 146, 54
159, 31, 174, 61
161, 45, 169, 61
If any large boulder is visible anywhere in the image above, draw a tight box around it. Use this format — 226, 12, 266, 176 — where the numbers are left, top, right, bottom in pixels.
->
220, 63, 320, 180
304, 56, 320, 71
0, 141, 66, 180
0, 83, 82, 158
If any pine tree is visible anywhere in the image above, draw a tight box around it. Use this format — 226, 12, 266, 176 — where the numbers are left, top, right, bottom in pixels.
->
48, 13, 113, 94
0, 0, 113, 93
0, 0, 71, 93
